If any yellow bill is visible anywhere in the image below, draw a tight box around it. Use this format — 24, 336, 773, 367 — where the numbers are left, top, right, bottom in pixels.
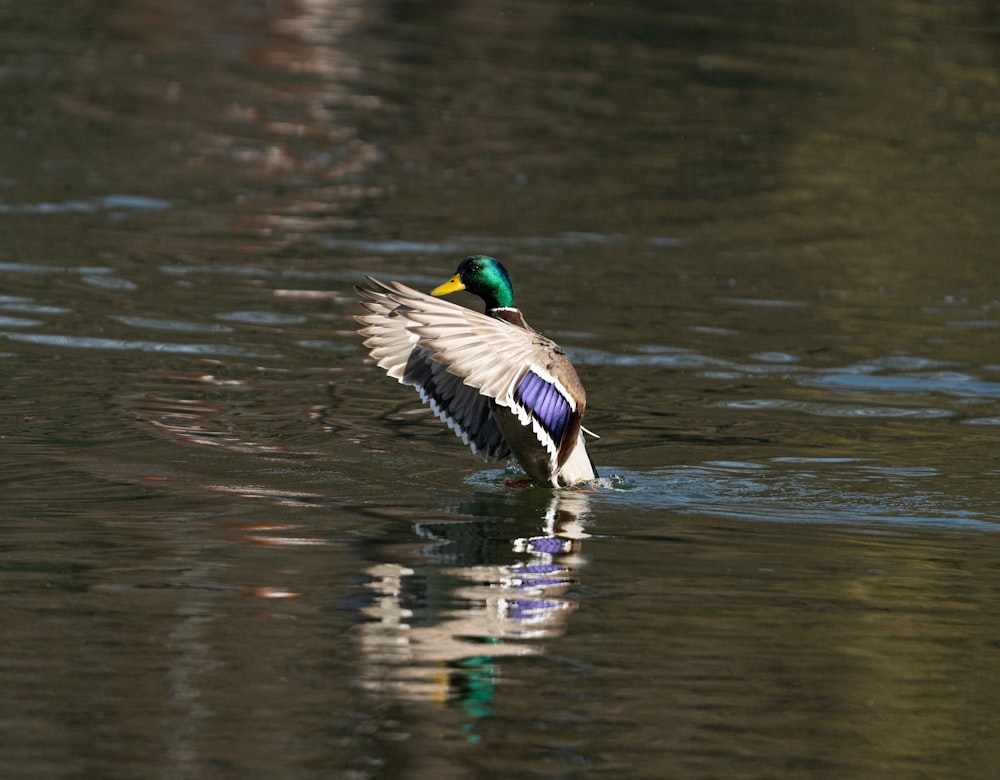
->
431, 274, 466, 296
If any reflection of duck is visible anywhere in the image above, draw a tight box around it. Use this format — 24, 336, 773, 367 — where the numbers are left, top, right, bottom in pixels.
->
357, 490, 591, 730
355, 256, 598, 486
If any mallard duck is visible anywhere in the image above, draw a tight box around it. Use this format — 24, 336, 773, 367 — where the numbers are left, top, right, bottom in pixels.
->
355, 256, 598, 487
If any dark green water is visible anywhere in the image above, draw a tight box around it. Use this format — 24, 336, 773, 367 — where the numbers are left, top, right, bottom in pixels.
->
2, 1, 1000, 777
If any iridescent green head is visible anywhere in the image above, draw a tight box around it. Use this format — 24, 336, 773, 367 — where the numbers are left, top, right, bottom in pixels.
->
431, 255, 515, 310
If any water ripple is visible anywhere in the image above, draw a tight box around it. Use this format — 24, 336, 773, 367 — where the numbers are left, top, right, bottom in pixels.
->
0, 302, 73, 315
113, 316, 234, 334
320, 231, 632, 255
749, 351, 800, 364
801, 372, 1000, 398
216, 311, 307, 326
594, 464, 999, 532
0, 194, 170, 216
715, 399, 955, 419
716, 296, 808, 309
964, 416, 1000, 426
0, 331, 278, 358
0, 262, 114, 275
83, 275, 138, 291
571, 346, 730, 368
851, 356, 957, 372
0, 315, 43, 328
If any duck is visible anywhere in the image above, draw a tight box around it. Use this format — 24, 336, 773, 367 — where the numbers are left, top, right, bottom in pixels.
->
355, 255, 598, 487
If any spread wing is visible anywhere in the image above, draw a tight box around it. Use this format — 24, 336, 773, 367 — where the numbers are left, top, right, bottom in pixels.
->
355, 277, 587, 469
355, 278, 509, 461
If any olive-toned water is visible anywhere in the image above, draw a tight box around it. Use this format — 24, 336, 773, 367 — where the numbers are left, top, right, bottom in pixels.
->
2, 1, 999, 778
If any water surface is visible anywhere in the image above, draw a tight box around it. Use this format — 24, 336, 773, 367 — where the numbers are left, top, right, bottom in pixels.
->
2, 1, 1000, 778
